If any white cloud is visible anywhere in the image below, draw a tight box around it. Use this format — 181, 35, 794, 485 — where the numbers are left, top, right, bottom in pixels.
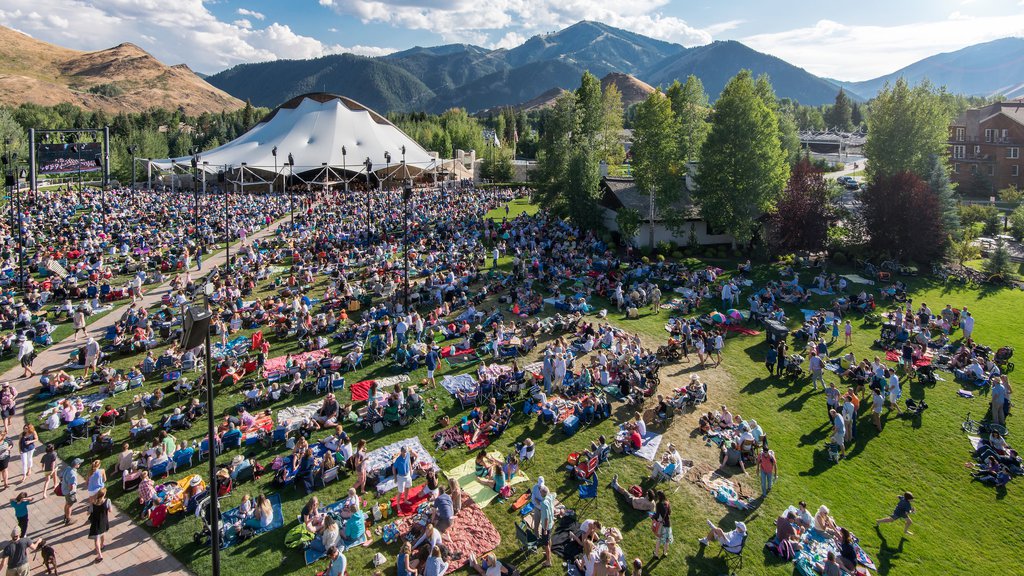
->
705, 19, 745, 35
493, 31, 525, 49
236, 8, 265, 20
743, 16, 1024, 81
318, 0, 716, 47
0, 0, 393, 73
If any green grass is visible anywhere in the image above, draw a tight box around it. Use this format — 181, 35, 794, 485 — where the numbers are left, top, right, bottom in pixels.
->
30, 240, 1024, 576
485, 198, 539, 221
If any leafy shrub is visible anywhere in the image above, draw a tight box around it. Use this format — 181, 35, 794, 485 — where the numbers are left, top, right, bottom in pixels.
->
657, 254, 665, 262
832, 252, 847, 265
641, 256, 650, 264
671, 250, 684, 259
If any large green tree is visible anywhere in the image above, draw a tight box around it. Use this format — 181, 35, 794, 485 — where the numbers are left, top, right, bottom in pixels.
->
925, 154, 960, 236
825, 89, 853, 131
697, 70, 790, 244
631, 90, 681, 246
598, 83, 626, 165
864, 78, 951, 180
666, 75, 710, 164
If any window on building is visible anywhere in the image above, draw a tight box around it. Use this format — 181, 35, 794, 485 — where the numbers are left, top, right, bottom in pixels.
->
988, 165, 995, 176
974, 145, 981, 155
953, 163, 960, 173
970, 164, 977, 174
985, 129, 994, 142
1002, 129, 1009, 140
1010, 147, 1020, 159
953, 145, 966, 159
955, 127, 965, 141
1014, 165, 1020, 177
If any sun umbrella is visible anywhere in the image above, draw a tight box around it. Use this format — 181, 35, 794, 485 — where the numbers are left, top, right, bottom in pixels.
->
727, 309, 743, 320
709, 311, 727, 323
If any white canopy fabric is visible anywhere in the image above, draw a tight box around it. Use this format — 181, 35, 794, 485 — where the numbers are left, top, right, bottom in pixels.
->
149, 93, 435, 179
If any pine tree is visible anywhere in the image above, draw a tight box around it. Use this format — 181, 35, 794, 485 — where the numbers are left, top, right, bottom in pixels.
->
697, 71, 790, 244
825, 89, 853, 131
926, 154, 960, 236
984, 238, 1013, 279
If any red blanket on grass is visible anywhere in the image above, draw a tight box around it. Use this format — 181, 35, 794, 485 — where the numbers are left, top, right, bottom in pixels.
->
885, 350, 932, 367
399, 498, 500, 574
263, 349, 330, 374
724, 324, 762, 336
350, 380, 374, 402
390, 484, 430, 517
441, 346, 475, 358
463, 432, 490, 451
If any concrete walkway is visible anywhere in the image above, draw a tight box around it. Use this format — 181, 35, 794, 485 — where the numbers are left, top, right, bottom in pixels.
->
2, 219, 286, 575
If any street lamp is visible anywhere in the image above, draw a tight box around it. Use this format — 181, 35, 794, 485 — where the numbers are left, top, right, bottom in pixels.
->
287, 153, 295, 227
342, 145, 347, 193
403, 178, 413, 311
271, 146, 278, 196
363, 157, 372, 241
127, 145, 138, 197
190, 148, 200, 250
384, 151, 391, 223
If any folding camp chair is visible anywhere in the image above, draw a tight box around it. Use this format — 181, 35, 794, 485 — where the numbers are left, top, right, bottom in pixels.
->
717, 532, 748, 570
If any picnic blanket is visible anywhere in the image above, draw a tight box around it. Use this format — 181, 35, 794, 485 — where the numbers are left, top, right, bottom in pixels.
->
801, 309, 818, 320
697, 470, 752, 510
479, 364, 512, 379
445, 350, 482, 367
447, 452, 529, 508
788, 509, 877, 573
364, 437, 439, 495
433, 425, 466, 451
809, 288, 834, 296
397, 498, 499, 575
885, 350, 932, 367
968, 435, 985, 451
441, 374, 477, 397
842, 274, 875, 285
723, 324, 761, 336
350, 374, 411, 402
277, 399, 323, 426
620, 431, 662, 461
551, 519, 583, 562
263, 349, 331, 375
524, 361, 544, 375
213, 336, 250, 359
220, 493, 284, 549
390, 483, 430, 517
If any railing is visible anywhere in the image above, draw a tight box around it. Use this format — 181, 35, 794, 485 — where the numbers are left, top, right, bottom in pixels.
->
949, 135, 1019, 145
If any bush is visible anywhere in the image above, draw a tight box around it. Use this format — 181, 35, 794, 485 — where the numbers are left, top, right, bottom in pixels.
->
1009, 205, 1024, 241
671, 250, 684, 259
657, 254, 665, 262
832, 252, 847, 265
641, 256, 650, 264
656, 241, 673, 255
960, 204, 1001, 235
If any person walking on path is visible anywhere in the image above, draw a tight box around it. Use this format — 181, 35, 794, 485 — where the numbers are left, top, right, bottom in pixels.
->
17, 336, 35, 379
40, 445, 57, 498
61, 458, 82, 525
88, 488, 111, 562
1, 382, 16, 433
0, 528, 39, 575
18, 424, 37, 484
0, 431, 11, 490
9, 492, 32, 538
73, 307, 87, 340
876, 492, 915, 536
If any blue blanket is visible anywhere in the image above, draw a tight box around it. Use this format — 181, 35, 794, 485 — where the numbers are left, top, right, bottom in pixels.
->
220, 493, 284, 548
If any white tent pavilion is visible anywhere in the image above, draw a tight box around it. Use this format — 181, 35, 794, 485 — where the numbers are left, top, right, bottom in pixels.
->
145, 93, 437, 189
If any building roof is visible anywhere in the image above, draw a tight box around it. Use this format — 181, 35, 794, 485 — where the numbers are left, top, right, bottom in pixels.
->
599, 176, 701, 222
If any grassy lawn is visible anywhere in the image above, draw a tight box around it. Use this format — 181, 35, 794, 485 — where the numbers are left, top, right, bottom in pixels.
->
486, 198, 539, 221
27, 227, 1024, 576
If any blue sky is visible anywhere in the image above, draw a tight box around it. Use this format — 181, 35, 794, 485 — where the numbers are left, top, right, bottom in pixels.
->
0, 0, 1022, 79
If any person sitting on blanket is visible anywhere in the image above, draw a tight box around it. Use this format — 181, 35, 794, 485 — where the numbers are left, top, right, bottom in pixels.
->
570, 519, 603, 547
774, 511, 803, 551
312, 394, 340, 430
468, 552, 511, 576
309, 515, 340, 556
302, 495, 326, 532
609, 475, 655, 512
341, 506, 366, 548
814, 505, 842, 542
477, 463, 508, 494
410, 522, 443, 567
719, 439, 746, 474
813, 551, 842, 576
651, 444, 684, 481
243, 494, 274, 530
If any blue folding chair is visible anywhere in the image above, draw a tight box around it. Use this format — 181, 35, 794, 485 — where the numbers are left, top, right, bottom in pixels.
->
150, 460, 171, 479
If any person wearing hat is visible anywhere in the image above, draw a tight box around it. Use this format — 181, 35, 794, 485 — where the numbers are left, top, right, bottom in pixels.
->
698, 518, 746, 553
876, 492, 915, 535
17, 335, 35, 379
0, 527, 40, 575
61, 458, 83, 525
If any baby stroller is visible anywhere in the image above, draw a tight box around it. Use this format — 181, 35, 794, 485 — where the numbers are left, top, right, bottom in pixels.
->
994, 346, 1015, 373
822, 441, 841, 463
192, 495, 225, 548
905, 399, 928, 418
915, 364, 938, 386
783, 354, 805, 379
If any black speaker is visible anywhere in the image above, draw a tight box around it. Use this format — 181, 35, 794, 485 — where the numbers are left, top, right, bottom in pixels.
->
218, 171, 225, 183
3, 173, 12, 187
94, 155, 103, 168
180, 304, 212, 349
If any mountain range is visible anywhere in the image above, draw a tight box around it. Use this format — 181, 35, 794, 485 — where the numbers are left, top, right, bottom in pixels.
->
1, 21, 1022, 116
0, 26, 241, 114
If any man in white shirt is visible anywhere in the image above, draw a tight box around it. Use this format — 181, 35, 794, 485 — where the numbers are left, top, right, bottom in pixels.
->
885, 370, 903, 415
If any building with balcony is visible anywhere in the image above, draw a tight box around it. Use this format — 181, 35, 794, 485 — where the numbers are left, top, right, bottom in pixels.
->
949, 100, 1024, 194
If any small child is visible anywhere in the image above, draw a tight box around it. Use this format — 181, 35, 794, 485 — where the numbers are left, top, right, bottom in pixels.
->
41, 444, 58, 498
632, 558, 643, 576
11, 491, 32, 537
236, 494, 254, 528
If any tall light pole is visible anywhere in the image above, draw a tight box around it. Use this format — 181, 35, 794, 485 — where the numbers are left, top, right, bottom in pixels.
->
364, 157, 372, 241
384, 151, 391, 226
342, 146, 348, 194
190, 148, 200, 249
128, 145, 138, 198
287, 153, 295, 227
321, 162, 328, 196
403, 178, 412, 311
271, 146, 278, 196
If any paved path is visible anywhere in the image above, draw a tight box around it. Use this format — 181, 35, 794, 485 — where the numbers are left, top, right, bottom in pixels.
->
2, 219, 286, 575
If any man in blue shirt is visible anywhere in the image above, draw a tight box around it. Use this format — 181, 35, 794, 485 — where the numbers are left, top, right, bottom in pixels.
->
990, 377, 1007, 426
326, 546, 347, 576
393, 446, 412, 505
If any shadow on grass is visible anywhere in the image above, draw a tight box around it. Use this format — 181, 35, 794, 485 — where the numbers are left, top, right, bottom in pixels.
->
874, 526, 907, 576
